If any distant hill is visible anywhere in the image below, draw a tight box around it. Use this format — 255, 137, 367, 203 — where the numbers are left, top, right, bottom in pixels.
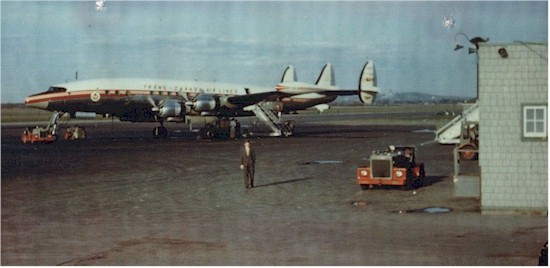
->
376, 92, 472, 104
334, 92, 474, 105
1, 103, 26, 109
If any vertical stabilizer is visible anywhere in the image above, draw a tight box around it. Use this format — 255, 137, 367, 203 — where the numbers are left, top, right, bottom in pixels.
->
281, 66, 297, 83
315, 63, 335, 86
358, 60, 379, 104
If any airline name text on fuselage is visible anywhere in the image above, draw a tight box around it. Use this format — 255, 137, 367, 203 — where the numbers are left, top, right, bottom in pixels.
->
143, 84, 240, 95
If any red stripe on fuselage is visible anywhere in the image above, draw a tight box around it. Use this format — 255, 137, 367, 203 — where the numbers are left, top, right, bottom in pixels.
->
25, 90, 151, 104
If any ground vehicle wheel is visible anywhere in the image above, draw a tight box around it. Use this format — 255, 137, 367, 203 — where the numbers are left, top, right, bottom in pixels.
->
460, 145, 478, 161
414, 178, 423, 188
21, 133, 28, 144
402, 177, 414, 191
78, 128, 87, 139
360, 184, 369, 190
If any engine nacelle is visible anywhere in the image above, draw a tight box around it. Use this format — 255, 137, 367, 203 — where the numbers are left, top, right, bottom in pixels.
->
158, 100, 183, 118
193, 94, 217, 112
218, 95, 237, 109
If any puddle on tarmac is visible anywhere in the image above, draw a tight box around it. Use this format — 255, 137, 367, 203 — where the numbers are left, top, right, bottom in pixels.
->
423, 207, 453, 213
301, 160, 344, 165
393, 207, 453, 214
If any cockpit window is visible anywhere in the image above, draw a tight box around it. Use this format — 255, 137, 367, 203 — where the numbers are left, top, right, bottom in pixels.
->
48, 87, 67, 93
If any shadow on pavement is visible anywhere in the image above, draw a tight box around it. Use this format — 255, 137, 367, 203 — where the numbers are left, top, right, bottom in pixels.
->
422, 176, 446, 187
255, 177, 316, 188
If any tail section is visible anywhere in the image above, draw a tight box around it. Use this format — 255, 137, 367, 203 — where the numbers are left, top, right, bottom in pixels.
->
358, 60, 379, 104
315, 63, 335, 87
281, 65, 297, 83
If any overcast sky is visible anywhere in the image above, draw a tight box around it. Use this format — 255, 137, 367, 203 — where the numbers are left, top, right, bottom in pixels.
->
1, 1, 547, 103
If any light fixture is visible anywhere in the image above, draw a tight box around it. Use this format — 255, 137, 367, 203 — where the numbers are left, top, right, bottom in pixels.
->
454, 33, 489, 54
469, 37, 490, 49
498, 48, 509, 58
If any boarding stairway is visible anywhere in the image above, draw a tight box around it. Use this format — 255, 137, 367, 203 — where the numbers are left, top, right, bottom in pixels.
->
46, 111, 64, 135
244, 101, 293, 137
435, 101, 479, 144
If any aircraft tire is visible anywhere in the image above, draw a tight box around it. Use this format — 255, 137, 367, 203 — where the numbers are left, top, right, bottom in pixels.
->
153, 126, 168, 138
200, 125, 216, 140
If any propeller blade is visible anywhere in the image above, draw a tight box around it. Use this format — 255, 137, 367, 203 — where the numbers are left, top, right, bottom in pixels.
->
146, 95, 157, 109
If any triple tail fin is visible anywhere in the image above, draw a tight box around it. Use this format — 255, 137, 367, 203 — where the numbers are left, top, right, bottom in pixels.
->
281, 66, 297, 83
315, 63, 335, 86
358, 60, 379, 104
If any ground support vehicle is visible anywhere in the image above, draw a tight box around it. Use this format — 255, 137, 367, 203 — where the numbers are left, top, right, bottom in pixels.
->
21, 111, 64, 144
457, 121, 478, 161
63, 126, 87, 140
21, 126, 57, 144
357, 146, 425, 190
199, 118, 236, 140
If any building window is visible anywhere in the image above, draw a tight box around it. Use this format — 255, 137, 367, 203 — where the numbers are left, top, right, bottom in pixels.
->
523, 105, 547, 139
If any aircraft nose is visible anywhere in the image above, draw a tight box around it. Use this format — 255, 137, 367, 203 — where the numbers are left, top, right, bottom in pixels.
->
25, 96, 49, 109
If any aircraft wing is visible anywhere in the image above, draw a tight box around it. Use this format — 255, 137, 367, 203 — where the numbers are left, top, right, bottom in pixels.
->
317, 90, 358, 96
227, 91, 293, 106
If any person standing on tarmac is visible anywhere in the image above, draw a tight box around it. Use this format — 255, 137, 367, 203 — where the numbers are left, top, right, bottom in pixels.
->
240, 140, 256, 189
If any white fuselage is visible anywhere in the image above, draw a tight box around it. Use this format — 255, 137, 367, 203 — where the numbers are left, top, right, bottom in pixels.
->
25, 78, 341, 121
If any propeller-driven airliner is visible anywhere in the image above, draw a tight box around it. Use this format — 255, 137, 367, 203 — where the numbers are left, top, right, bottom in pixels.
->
24, 61, 379, 140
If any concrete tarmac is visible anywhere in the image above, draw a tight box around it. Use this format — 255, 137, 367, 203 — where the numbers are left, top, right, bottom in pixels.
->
1, 112, 547, 265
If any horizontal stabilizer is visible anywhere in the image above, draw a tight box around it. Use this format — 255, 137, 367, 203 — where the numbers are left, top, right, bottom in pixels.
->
281, 66, 297, 83
358, 60, 379, 104
316, 63, 335, 86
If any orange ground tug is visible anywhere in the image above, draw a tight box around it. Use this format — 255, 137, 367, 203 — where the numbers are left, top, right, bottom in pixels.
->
357, 146, 425, 190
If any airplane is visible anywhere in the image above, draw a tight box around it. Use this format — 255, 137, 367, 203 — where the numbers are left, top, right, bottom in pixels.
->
24, 61, 379, 140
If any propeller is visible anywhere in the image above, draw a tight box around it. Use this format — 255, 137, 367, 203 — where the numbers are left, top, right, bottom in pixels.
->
145, 95, 166, 113
145, 95, 184, 118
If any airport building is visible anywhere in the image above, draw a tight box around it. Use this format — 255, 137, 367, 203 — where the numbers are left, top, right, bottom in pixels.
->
477, 42, 548, 214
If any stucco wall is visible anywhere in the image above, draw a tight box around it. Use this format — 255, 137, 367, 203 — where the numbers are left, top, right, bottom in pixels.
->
478, 43, 547, 212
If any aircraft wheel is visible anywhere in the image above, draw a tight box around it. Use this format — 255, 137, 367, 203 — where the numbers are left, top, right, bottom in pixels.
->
200, 125, 216, 140
153, 126, 168, 138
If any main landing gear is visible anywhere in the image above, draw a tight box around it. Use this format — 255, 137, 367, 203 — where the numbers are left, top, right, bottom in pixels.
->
199, 118, 241, 140
153, 121, 168, 138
